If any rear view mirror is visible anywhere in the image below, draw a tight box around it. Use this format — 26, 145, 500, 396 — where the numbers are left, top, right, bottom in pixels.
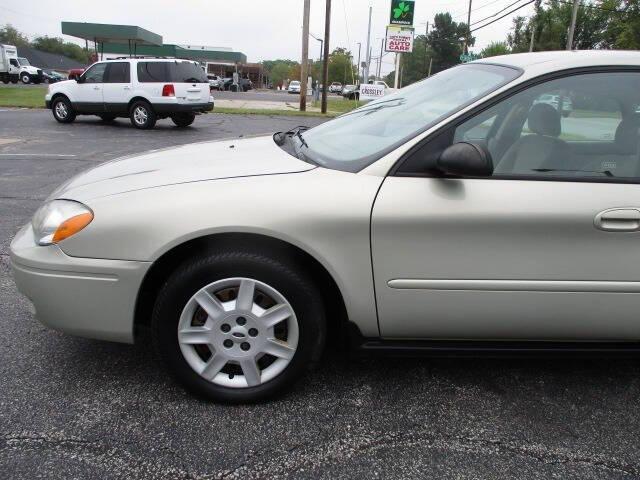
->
437, 142, 493, 177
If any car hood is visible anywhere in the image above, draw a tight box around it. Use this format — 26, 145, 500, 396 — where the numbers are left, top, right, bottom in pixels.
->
49, 135, 315, 201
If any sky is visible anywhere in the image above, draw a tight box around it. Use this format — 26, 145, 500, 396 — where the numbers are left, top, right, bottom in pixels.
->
1, 0, 535, 76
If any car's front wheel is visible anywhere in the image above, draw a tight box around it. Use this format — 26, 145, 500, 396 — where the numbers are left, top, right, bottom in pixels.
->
51, 96, 76, 123
152, 250, 326, 403
21, 74, 30, 84
129, 101, 157, 129
171, 113, 195, 128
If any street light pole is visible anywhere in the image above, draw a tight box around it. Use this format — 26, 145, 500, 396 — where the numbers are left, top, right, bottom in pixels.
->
321, 0, 332, 114
566, 0, 579, 50
300, 0, 311, 111
463, 0, 473, 54
364, 5, 372, 84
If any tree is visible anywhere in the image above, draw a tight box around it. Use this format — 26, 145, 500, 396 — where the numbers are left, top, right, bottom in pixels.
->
427, 13, 473, 73
481, 41, 510, 58
0, 24, 30, 47
32, 36, 89, 63
262, 59, 299, 88
327, 47, 357, 85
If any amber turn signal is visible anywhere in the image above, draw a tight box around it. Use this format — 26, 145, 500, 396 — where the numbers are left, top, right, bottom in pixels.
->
52, 212, 94, 244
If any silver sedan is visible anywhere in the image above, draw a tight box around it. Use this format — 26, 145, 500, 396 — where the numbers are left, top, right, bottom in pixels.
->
11, 51, 640, 402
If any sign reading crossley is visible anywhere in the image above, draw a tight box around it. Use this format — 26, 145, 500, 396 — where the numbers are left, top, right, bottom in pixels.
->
390, 0, 415, 26
385, 26, 415, 53
359, 84, 386, 101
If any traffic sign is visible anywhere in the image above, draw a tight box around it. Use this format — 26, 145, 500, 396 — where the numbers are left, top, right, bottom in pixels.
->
390, 0, 415, 26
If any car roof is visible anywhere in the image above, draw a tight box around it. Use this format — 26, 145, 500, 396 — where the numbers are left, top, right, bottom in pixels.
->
473, 50, 640, 76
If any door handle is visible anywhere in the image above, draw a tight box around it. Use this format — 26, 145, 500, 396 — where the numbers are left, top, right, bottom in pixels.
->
594, 208, 640, 231
123, 86, 131, 90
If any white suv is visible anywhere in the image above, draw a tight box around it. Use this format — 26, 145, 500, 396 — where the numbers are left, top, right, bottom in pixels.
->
45, 58, 214, 129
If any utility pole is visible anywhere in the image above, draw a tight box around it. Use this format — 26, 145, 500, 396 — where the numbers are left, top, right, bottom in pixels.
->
423, 22, 429, 77
428, 57, 433, 77
463, 0, 473, 54
529, 24, 535, 52
321, 0, 332, 114
300, 0, 311, 111
566, 0, 579, 50
394, 53, 401, 88
364, 6, 372, 84
356, 42, 361, 85
378, 38, 384, 80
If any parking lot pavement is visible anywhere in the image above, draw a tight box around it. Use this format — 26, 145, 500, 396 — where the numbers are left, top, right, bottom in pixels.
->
2, 109, 640, 479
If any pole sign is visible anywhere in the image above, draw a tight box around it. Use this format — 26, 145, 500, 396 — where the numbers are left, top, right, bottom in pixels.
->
385, 26, 415, 53
390, 0, 415, 26
359, 84, 386, 101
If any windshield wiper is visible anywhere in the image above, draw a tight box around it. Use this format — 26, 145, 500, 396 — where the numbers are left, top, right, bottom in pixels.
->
532, 168, 614, 177
294, 130, 308, 149
339, 98, 406, 117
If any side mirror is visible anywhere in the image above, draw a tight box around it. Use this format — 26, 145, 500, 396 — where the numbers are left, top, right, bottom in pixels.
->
75, 76, 83, 83
437, 142, 493, 177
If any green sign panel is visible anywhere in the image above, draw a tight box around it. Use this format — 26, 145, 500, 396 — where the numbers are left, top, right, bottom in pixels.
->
390, 0, 415, 26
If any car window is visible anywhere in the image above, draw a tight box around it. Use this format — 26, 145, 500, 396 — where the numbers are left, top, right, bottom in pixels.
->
9, 59, 18, 67
82, 63, 107, 83
300, 63, 520, 173
137, 62, 170, 82
401, 71, 640, 180
104, 62, 130, 83
137, 61, 207, 83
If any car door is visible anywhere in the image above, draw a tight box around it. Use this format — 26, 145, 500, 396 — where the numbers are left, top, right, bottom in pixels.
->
74, 63, 107, 113
372, 69, 640, 341
102, 62, 131, 113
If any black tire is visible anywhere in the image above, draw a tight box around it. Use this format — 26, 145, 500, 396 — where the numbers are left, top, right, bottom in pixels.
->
129, 100, 157, 129
171, 113, 196, 128
20, 74, 30, 84
51, 96, 76, 123
151, 250, 326, 403
2, 79, 8, 84
10, 78, 18, 84
99, 114, 117, 122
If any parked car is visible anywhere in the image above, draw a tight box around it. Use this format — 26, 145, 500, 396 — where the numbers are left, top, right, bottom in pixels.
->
43, 70, 66, 83
207, 74, 222, 91
67, 68, 85, 81
45, 58, 213, 129
240, 78, 253, 92
329, 82, 343, 94
341, 84, 356, 98
288, 80, 301, 94
344, 84, 360, 100
13, 51, 640, 403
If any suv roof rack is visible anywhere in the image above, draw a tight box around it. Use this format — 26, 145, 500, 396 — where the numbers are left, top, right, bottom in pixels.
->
108, 56, 175, 60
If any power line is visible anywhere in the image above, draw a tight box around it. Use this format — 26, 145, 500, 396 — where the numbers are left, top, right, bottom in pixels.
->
452, 0, 520, 19
471, 0, 536, 31
470, 0, 532, 26
555, 0, 633, 15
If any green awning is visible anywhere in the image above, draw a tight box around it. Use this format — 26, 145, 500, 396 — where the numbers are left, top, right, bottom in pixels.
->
61, 22, 162, 46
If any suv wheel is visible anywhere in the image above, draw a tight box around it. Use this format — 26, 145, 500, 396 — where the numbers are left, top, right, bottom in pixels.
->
51, 97, 76, 123
152, 250, 326, 403
129, 101, 156, 129
171, 113, 196, 128
21, 74, 30, 84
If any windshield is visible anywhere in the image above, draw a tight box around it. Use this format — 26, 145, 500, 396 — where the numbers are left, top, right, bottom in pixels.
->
298, 63, 521, 172
18, 57, 30, 66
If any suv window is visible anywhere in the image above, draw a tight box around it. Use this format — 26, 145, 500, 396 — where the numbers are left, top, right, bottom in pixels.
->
82, 63, 107, 83
105, 62, 130, 83
137, 61, 208, 83
401, 71, 640, 181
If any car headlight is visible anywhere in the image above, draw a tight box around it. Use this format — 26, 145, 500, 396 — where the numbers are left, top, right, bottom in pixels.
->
32, 200, 93, 246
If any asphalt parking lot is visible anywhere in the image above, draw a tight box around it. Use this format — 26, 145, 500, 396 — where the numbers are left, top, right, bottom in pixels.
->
1, 108, 640, 479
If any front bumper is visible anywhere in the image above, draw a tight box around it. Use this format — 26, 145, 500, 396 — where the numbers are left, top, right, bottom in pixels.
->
10, 224, 151, 344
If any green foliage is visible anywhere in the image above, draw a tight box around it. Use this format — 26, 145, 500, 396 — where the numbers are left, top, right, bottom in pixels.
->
327, 47, 357, 85
0, 24, 30, 47
262, 59, 300, 87
480, 41, 511, 58
32, 36, 89, 63
427, 13, 473, 73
